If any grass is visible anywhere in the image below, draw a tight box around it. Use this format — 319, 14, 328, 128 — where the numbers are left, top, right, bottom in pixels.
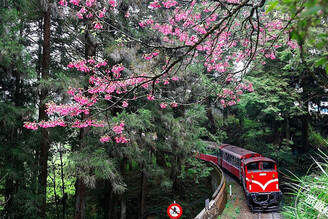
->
217, 182, 241, 219
283, 149, 328, 219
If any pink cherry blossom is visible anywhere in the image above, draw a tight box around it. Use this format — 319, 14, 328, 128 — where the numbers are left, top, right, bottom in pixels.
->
69, 0, 81, 6
160, 103, 167, 109
112, 122, 124, 134
85, 0, 95, 7
104, 94, 112, 100
149, 1, 161, 9
79, 7, 87, 14
108, 0, 116, 7
144, 54, 153, 60
58, 0, 67, 6
171, 76, 179, 81
42, 0, 290, 144
111, 64, 124, 78
98, 10, 105, 18
114, 134, 129, 143
163, 80, 169, 85
162, 0, 178, 8
170, 102, 178, 107
147, 95, 155, 100
23, 122, 39, 130
100, 135, 111, 142
287, 40, 298, 49
122, 101, 128, 107
94, 22, 103, 29
152, 50, 159, 56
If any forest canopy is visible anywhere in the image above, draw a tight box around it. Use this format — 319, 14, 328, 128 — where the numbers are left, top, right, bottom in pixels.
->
0, 0, 328, 218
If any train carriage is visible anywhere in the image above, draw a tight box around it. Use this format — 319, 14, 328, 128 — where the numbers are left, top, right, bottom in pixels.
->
197, 142, 282, 212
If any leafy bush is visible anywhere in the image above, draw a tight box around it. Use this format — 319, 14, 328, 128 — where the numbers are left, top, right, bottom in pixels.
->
283, 150, 328, 218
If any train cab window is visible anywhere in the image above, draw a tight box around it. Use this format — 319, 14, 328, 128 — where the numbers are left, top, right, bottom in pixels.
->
247, 162, 259, 171
262, 162, 275, 170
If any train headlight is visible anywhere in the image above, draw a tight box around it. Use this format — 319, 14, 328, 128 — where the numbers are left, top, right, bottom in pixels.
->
251, 175, 254, 179
272, 174, 275, 179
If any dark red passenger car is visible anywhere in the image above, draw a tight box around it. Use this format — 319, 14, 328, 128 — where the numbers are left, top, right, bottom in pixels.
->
196, 142, 282, 212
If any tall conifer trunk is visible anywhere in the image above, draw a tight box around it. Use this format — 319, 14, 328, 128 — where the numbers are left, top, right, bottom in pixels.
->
120, 158, 127, 219
301, 114, 310, 152
138, 168, 147, 217
74, 24, 96, 219
38, 1, 51, 218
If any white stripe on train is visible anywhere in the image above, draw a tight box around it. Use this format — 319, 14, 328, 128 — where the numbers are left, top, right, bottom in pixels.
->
246, 178, 278, 191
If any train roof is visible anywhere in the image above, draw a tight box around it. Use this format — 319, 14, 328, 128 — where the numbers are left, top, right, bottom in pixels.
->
220, 145, 260, 158
204, 142, 277, 164
244, 156, 276, 165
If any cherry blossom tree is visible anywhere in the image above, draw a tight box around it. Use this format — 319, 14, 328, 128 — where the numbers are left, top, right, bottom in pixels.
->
24, 0, 298, 143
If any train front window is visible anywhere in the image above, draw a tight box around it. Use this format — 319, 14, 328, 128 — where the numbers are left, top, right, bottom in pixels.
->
262, 162, 275, 170
247, 162, 259, 171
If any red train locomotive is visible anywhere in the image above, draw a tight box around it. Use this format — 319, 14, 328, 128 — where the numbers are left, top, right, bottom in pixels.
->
196, 142, 282, 212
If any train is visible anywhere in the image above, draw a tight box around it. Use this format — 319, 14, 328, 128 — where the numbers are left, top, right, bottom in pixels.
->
196, 142, 282, 212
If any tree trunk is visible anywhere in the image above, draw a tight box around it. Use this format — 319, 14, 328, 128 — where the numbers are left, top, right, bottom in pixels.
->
285, 115, 291, 140
121, 158, 127, 219
121, 198, 126, 219
301, 113, 310, 152
138, 168, 147, 217
4, 176, 14, 216
52, 162, 59, 219
206, 97, 217, 134
75, 178, 87, 219
74, 21, 97, 219
171, 155, 181, 190
155, 151, 167, 168
59, 145, 67, 219
38, 1, 51, 218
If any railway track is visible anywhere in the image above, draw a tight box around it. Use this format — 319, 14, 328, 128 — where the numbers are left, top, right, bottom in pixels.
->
257, 212, 283, 219
222, 171, 285, 219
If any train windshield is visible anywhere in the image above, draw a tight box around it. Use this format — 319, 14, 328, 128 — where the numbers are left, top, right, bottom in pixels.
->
247, 162, 259, 171
262, 162, 275, 170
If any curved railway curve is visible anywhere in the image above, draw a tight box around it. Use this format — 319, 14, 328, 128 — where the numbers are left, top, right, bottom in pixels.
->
195, 161, 227, 219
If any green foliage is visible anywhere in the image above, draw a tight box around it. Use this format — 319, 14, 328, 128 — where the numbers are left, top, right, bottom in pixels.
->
278, 0, 328, 73
0, 2, 40, 212
67, 146, 126, 193
266, 0, 279, 14
217, 182, 240, 219
283, 150, 328, 218
309, 127, 328, 148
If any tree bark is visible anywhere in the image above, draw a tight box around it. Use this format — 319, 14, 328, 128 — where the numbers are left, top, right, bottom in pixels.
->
120, 158, 127, 219
155, 151, 167, 168
74, 21, 97, 219
285, 114, 291, 140
38, 1, 51, 218
171, 155, 181, 190
301, 113, 310, 152
206, 97, 217, 134
74, 178, 87, 219
138, 168, 147, 217
59, 145, 67, 219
